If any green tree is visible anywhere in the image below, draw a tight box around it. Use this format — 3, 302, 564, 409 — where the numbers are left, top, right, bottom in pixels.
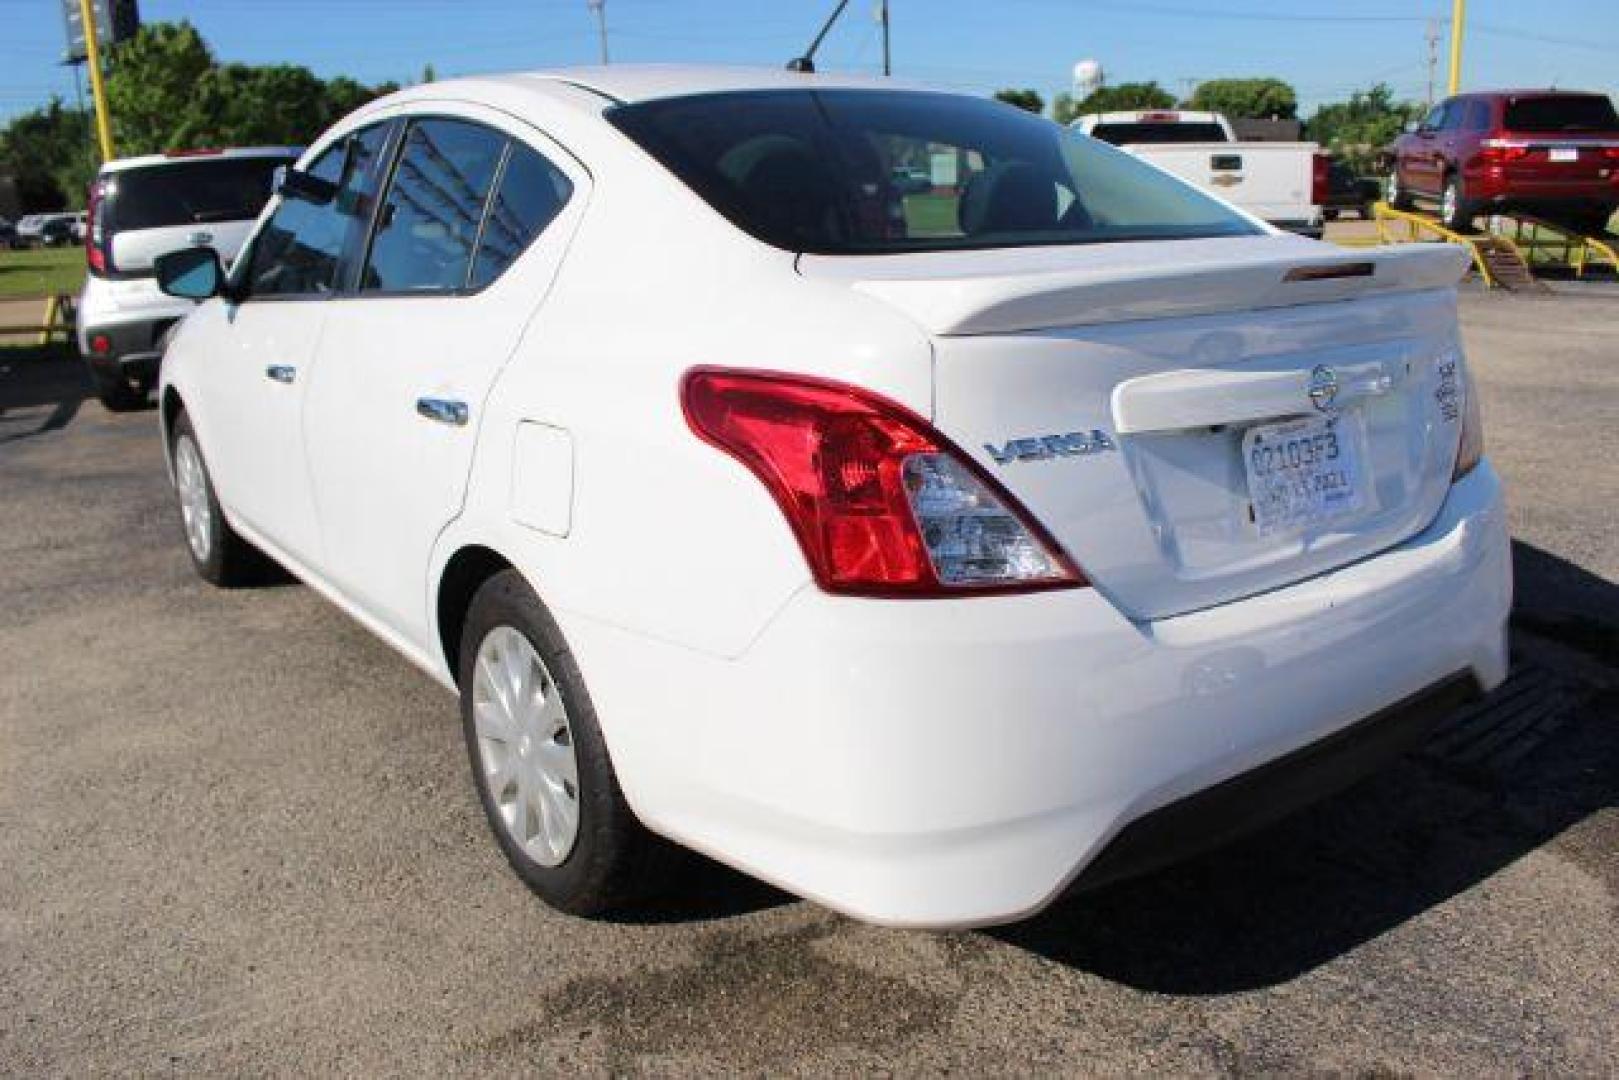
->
103, 20, 216, 154
0, 100, 94, 210
993, 88, 1044, 114
1055, 81, 1177, 124
1186, 77, 1298, 120
1306, 83, 1423, 174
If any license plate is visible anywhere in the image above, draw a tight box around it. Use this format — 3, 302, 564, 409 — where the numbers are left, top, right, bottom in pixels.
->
1242, 413, 1366, 537
1549, 148, 1579, 162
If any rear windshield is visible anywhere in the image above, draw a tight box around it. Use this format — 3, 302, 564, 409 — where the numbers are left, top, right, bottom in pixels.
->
1503, 95, 1619, 134
1088, 122, 1230, 145
104, 156, 294, 232
607, 90, 1260, 256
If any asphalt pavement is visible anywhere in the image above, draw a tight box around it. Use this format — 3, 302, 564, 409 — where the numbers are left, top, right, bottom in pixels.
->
2, 289, 1616, 1074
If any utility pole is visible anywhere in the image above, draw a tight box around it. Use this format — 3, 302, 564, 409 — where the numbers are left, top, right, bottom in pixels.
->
587, 0, 609, 65
878, 0, 890, 76
78, 0, 115, 161
1424, 19, 1440, 106
1447, 0, 1465, 95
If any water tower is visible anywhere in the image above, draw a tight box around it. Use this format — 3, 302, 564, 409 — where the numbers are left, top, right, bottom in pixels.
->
1072, 59, 1104, 99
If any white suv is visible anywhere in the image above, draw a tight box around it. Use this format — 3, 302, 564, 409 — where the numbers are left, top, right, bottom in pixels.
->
153, 68, 1510, 928
77, 147, 298, 410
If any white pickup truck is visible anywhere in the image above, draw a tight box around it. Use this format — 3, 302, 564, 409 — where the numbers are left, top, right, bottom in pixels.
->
1073, 110, 1326, 238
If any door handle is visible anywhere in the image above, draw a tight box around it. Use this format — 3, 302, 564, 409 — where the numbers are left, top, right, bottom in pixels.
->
416, 397, 469, 427
266, 365, 296, 384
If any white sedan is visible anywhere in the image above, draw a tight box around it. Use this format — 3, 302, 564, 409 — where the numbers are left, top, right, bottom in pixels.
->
154, 66, 1510, 929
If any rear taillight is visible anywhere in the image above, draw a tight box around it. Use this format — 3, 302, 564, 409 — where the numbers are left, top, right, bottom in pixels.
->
85, 179, 112, 276
681, 368, 1084, 597
1310, 153, 1329, 207
1601, 147, 1619, 162
1478, 145, 1531, 166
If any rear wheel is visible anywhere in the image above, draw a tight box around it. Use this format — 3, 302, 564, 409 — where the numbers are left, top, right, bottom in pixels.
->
170, 412, 264, 586
1440, 177, 1473, 232
458, 569, 667, 917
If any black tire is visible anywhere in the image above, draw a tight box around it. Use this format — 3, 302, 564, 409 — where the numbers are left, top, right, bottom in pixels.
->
458, 569, 667, 917
1441, 176, 1473, 232
1357, 203, 1372, 221
1323, 207, 1339, 222
94, 372, 149, 412
168, 411, 265, 586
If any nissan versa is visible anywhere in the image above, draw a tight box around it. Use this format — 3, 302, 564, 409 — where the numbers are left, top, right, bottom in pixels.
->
154, 67, 1510, 929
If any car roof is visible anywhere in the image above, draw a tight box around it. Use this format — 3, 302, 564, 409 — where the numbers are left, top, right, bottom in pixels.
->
370, 64, 944, 116
97, 146, 302, 177
1451, 89, 1612, 101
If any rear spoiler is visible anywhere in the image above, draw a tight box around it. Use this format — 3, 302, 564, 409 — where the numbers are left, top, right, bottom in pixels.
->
806, 242, 1469, 336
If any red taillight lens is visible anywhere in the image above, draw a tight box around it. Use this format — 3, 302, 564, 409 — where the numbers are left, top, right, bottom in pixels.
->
1311, 153, 1329, 207
85, 179, 112, 275
681, 368, 1083, 597
1479, 145, 1531, 166
1601, 147, 1619, 161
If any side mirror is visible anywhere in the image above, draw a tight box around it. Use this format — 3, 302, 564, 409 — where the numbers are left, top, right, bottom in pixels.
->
154, 246, 224, 301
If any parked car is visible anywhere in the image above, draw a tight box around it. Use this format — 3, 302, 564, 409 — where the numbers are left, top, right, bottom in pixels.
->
1322, 160, 1381, 220
1388, 89, 1619, 233
1073, 109, 1327, 237
69, 211, 88, 243
155, 68, 1508, 929
0, 216, 16, 248
39, 214, 77, 247
77, 146, 300, 410
14, 213, 51, 247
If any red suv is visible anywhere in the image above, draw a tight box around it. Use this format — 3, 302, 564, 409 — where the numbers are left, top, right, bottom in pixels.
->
1389, 90, 1619, 234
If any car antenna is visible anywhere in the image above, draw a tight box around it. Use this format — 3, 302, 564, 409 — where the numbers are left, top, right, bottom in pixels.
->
786, 0, 852, 73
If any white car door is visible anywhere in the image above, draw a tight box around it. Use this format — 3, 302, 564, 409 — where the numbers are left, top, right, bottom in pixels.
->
301, 109, 586, 649
194, 123, 394, 562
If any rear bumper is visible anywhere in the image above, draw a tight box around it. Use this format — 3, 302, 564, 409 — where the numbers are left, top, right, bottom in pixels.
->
76, 310, 185, 383
564, 461, 1512, 928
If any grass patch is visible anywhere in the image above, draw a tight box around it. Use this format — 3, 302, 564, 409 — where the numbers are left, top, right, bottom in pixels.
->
0, 246, 86, 299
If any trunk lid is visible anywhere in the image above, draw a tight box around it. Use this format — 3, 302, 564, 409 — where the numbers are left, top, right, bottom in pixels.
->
802, 236, 1472, 621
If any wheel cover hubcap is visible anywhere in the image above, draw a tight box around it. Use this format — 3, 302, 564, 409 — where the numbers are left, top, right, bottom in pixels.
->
472, 626, 580, 867
174, 436, 212, 562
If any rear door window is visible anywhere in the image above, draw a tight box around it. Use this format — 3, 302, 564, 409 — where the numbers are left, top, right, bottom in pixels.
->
244, 123, 393, 299
469, 143, 574, 289
1503, 95, 1619, 133
104, 156, 291, 233
360, 119, 506, 294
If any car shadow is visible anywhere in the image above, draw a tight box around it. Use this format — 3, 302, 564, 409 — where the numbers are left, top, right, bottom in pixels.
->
0, 343, 90, 445
987, 539, 1618, 993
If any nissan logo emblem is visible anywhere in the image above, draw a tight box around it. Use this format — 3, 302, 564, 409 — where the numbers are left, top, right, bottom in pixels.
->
1308, 365, 1339, 413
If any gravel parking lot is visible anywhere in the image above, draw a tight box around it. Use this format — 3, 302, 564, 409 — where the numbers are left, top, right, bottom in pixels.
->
3, 288, 1616, 1074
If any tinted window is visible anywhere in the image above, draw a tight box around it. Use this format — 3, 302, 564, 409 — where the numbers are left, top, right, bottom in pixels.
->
1088, 122, 1229, 145
245, 124, 392, 298
1503, 95, 1619, 133
608, 91, 1259, 255
362, 119, 505, 293
103, 156, 292, 233
1463, 100, 1492, 131
1421, 104, 1447, 131
470, 143, 574, 289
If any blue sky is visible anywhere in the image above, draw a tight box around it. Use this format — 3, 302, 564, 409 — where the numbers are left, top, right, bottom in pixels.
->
2, 0, 1615, 122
